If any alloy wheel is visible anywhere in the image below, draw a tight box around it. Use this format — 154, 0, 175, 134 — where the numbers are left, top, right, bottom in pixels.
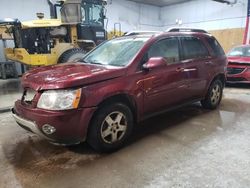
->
210, 84, 221, 105
101, 111, 128, 144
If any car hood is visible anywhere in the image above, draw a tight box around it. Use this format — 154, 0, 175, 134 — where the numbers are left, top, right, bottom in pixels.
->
22, 63, 126, 91
227, 56, 250, 64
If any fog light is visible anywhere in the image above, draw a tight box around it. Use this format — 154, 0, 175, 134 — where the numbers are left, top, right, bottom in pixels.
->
42, 124, 56, 135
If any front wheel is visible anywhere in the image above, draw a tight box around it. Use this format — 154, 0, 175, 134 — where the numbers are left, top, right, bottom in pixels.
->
87, 103, 133, 153
201, 79, 223, 109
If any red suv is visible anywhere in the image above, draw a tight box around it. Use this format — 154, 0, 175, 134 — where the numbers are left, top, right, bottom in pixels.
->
12, 30, 227, 152
227, 45, 250, 83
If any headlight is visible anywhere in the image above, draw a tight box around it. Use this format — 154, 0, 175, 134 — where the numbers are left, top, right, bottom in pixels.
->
37, 89, 82, 110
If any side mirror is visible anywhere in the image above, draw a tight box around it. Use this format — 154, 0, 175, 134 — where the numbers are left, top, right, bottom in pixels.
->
143, 57, 168, 70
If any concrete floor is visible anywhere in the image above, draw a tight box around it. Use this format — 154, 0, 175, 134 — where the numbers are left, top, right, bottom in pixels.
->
0, 83, 250, 188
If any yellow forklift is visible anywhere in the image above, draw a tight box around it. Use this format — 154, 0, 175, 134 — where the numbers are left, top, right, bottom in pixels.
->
0, 0, 107, 66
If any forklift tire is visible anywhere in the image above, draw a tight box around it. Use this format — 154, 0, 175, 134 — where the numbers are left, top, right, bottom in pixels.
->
58, 48, 86, 64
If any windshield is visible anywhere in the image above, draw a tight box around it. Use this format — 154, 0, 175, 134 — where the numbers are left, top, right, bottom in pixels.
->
228, 46, 250, 57
83, 37, 149, 67
82, 3, 104, 26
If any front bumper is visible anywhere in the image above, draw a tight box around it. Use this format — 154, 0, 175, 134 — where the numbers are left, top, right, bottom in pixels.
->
226, 77, 250, 83
12, 109, 54, 141
227, 67, 250, 83
12, 100, 97, 145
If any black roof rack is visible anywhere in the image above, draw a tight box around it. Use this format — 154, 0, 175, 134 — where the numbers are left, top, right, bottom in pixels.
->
167, 28, 208, 33
124, 31, 161, 36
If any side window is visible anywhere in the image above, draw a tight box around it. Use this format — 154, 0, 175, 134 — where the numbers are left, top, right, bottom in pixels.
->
181, 37, 209, 60
206, 37, 225, 57
147, 38, 180, 64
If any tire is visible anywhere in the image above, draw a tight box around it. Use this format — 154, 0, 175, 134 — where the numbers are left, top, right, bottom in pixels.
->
87, 103, 134, 153
58, 48, 86, 64
201, 79, 223, 109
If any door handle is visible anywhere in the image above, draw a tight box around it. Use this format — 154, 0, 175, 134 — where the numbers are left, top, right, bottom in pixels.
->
183, 68, 197, 72
205, 61, 213, 65
176, 67, 185, 72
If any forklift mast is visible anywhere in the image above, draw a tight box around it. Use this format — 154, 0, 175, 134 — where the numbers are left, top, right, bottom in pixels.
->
59, 0, 107, 45
47, 0, 107, 25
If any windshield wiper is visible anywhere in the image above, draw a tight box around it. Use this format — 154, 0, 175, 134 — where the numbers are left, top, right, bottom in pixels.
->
78, 59, 88, 64
78, 59, 102, 65
89, 60, 103, 65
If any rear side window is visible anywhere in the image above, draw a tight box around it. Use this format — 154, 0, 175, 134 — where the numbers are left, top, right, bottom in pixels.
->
181, 37, 209, 60
148, 37, 180, 64
206, 37, 225, 57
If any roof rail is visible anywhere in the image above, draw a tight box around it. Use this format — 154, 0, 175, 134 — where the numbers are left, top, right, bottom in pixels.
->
166, 28, 208, 33
124, 31, 161, 36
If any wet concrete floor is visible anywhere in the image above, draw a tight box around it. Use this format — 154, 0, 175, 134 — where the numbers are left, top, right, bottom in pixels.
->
0, 85, 250, 188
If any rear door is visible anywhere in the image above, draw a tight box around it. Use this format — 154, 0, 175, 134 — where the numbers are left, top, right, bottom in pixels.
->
205, 36, 227, 79
179, 36, 211, 100
142, 37, 189, 115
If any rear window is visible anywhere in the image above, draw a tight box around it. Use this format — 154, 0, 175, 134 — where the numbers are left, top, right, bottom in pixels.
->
206, 37, 225, 57
181, 37, 209, 60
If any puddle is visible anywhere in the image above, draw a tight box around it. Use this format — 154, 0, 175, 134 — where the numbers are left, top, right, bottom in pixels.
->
2, 135, 101, 174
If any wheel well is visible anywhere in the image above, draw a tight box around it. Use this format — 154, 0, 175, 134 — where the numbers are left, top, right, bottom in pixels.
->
97, 94, 137, 122
213, 73, 226, 87
203, 73, 226, 99
86, 94, 138, 140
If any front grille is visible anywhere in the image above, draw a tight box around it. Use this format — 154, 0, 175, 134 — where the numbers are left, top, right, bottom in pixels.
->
22, 89, 36, 105
227, 77, 247, 82
227, 67, 245, 75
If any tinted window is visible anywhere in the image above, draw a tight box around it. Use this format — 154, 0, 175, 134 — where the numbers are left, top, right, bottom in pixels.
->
206, 37, 225, 57
182, 37, 209, 60
148, 38, 180, 64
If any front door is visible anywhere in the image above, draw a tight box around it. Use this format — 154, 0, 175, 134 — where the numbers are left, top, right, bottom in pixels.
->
142, 37, 189, 116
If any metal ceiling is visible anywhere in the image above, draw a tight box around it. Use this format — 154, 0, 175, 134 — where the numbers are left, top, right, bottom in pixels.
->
127, 0, 192, 7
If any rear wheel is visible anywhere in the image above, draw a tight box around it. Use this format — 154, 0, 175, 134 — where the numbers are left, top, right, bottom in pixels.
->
58, 48, 86, 64
201, 79, 223, 109
87, 103, 133, 153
